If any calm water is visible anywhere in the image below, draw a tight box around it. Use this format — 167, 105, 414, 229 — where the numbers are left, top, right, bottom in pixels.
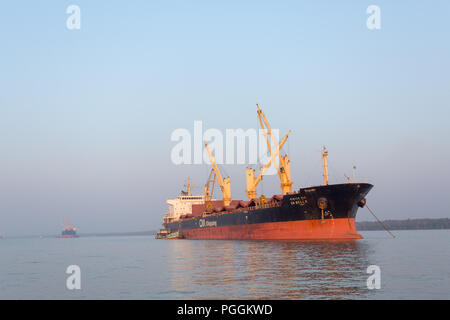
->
0, 230, 449, 299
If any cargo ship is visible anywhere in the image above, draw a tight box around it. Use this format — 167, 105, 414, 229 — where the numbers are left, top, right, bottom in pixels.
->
157, 105, 373, 240
61, 220, 78, 238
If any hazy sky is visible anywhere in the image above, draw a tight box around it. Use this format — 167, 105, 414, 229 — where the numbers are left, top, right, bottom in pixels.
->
1, 1, 449, 236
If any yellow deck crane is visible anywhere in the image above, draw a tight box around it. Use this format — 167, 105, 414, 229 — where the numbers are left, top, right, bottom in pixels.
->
203, 168, 216, 202
245, 130, 291, 199
204, 141, 232, 206
256, 104, 294, 194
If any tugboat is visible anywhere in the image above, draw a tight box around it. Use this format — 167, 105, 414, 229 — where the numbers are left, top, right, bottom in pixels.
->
155, 229, 181, 239
157, 105, 373, 240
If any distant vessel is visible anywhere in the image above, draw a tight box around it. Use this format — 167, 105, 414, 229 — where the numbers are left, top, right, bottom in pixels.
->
157, 105, 372, 240
61, 220, 78, 238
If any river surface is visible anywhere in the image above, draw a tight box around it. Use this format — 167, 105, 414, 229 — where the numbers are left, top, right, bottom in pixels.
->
0, 230, 449, 299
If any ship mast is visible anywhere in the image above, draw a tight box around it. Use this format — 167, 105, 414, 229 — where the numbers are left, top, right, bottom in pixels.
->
322, 146, 329, 186
204, 141, 232, 206
184, 177, 193, 196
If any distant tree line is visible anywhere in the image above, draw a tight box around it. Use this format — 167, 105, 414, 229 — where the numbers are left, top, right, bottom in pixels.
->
356, 218, 450, 231
78, 230, 157, 237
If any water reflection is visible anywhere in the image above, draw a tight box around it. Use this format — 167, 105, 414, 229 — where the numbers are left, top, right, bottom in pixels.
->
167, 240, 372, 299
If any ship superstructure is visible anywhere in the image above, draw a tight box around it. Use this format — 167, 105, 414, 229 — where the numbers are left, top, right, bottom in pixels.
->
163, 178, 210, 224
156, 179, 213, 238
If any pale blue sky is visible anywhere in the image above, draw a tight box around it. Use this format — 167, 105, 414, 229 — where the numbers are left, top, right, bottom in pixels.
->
1, 1, 449, 236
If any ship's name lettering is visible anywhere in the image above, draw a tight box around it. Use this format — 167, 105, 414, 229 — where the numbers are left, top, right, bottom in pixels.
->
199, 219, 217, 228
289, 196, 308, 206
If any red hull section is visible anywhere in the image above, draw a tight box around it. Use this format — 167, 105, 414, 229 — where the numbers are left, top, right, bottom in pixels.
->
180, 218, 362, 240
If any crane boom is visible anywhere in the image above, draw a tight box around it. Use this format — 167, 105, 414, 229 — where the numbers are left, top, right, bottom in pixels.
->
204, 168, 216, 202
254, 131, 290, 186
257, 107, 273, 160
204, 141, 232, 206
245, 130, 290, 199
257, 104, 282, 164
256, 104, 293, 194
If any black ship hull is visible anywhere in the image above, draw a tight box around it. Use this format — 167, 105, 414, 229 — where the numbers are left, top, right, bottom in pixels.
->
164, 183, 373, 240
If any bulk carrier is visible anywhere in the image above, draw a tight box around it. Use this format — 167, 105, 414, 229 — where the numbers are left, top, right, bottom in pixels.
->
156, 105, 372, 240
